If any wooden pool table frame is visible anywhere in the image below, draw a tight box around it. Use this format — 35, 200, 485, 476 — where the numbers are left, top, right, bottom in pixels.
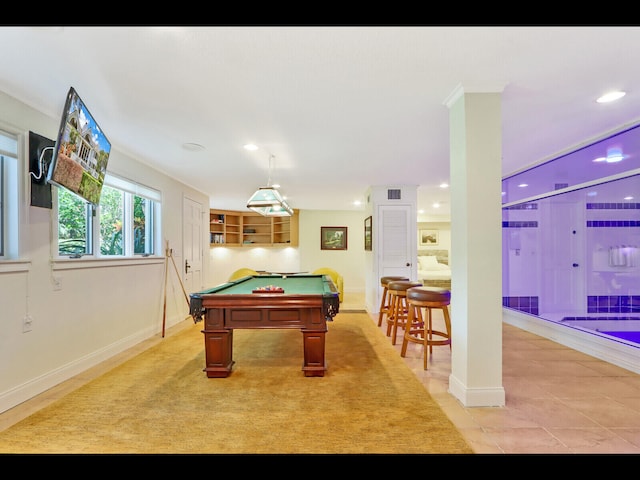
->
189, 275, 340, 377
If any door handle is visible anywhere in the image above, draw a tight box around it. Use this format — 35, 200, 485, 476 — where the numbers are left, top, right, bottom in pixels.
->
185, 260, 191, 274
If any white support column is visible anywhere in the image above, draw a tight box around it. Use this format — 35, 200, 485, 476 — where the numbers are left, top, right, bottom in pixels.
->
445, 85, 506, 407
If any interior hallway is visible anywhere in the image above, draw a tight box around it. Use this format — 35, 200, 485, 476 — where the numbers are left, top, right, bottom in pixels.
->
2, 292, 640, 454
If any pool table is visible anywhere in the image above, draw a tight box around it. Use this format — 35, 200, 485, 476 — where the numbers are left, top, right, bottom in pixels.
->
189, 274, 340, 377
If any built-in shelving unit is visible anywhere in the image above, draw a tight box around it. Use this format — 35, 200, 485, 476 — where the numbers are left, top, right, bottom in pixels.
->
209, 209, 299, 247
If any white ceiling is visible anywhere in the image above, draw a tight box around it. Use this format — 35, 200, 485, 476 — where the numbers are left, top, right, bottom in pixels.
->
2, 26, 640, 218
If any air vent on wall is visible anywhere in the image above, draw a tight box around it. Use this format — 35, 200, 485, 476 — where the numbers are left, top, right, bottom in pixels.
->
387, 188, 402, 200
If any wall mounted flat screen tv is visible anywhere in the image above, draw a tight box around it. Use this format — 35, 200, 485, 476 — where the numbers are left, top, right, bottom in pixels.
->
47, 87, 111, 205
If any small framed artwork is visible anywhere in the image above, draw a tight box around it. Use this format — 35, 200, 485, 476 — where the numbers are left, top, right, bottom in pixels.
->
419, 229, 439, 246
364, 216, 372, 251
321, 226, 348, 250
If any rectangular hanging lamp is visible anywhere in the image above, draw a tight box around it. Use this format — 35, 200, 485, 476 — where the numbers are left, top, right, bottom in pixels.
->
246, 186, 293, 217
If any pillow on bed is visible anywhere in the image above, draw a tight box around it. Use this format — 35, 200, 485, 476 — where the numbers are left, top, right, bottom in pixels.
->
430, 262, 450, 271
418, 255, 449, 271
418, 255, 439, 270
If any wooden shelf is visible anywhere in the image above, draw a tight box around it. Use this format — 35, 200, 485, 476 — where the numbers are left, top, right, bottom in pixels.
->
210, 209, 298, 247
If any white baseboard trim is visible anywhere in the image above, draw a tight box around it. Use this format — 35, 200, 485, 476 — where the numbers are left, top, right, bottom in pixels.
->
448, 374, 506, 407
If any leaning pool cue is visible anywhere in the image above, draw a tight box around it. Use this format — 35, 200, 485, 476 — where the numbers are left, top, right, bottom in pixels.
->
162, 241, 169, 337
168, 248, 190, 308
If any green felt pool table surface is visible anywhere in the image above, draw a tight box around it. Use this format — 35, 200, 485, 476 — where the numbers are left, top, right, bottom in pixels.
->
196, 274, 335, 295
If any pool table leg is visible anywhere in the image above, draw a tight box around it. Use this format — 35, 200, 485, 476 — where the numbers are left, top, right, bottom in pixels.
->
301, 328, 327, 377
202, 329, 235, 378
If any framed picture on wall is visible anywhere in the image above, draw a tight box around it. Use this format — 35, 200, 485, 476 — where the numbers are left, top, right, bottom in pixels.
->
364, 216, 372, 251
419, 229, 439, 246
321, 226, 348, 250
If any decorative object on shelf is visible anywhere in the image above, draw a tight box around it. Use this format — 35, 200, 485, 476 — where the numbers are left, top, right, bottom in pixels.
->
364, 216, 372, 251
321, 226, 348, 251
419, 229, 439, 246
246, 153, 293, 217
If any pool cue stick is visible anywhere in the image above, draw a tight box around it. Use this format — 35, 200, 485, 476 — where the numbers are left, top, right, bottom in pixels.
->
162, 241, 169, 337
168, 245, 190, 307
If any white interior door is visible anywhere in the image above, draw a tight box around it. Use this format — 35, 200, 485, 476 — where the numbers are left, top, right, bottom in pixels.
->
183, 196, 203, 293
378, 204, 414, 279
540, 200, 585, 314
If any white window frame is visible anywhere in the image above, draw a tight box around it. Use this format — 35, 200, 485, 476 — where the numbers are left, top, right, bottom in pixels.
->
53, 172, 162, 270
0, 126, 23, 264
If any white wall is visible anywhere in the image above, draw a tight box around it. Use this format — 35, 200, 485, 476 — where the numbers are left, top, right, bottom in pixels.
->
298, 210, 366, 294
0, 89, 210, 413
208, 246, 301, 286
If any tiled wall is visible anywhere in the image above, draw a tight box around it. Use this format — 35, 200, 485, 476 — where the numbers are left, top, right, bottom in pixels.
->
587, 295, 640, 313
502, 296, 539, 315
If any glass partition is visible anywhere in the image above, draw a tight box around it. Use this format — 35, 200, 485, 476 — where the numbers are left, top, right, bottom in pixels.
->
502, 127, 640, 347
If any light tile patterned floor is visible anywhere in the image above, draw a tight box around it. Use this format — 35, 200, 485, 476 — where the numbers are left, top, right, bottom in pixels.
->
364, 292, 640, 454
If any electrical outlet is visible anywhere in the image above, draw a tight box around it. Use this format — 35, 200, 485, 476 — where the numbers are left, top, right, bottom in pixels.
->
23, 314, 33, 333
53, 276, 62, 291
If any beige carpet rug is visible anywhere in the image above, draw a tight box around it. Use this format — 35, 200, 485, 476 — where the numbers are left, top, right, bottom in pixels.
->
0, 313, 473, 454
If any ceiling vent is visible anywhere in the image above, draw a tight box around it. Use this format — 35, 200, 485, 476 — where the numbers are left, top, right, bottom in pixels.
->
387, 188, 402, 200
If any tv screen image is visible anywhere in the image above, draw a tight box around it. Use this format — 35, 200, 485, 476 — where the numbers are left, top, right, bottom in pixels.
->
47, 87, 111, 205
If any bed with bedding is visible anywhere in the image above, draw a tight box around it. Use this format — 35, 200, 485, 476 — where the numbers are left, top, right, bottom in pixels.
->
417, 249, 451, 289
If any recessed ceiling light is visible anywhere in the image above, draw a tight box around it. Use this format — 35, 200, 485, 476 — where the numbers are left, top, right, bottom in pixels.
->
439, 183, 449, 189
182, 142, 205, 151
244, 144, 259, 151
605, 147, 625, 163
597, 91, 626, 103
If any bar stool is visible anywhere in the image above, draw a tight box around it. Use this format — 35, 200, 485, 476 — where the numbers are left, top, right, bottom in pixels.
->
377, 276, 410, 326
400, 286, 452, 370
386, 280, 423, 345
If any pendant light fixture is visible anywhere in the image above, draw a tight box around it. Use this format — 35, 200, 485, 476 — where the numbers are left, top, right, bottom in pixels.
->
246, 154, 293, 217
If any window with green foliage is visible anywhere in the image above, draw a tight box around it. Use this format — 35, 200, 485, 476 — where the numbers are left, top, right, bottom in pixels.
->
133, 195, 153, 255
57, 188, 93, 256
99, 185, 124, 255
57, 173, 160, 258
